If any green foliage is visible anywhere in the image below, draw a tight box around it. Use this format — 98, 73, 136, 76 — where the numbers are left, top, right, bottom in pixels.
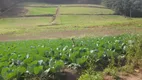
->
0, 35, 140, 79
103, 67, 118, 77
120, 65, 134, 73
79, 73, 103, 80
79, 71, 103, 80
126, 35, 142, 67
103, 0, 142, 17
34, 66, 43, 74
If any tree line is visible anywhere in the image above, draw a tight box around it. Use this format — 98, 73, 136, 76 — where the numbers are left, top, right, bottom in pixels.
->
0, 0, 22, 13
103, 0, 142, 17
35, 0, 101, 4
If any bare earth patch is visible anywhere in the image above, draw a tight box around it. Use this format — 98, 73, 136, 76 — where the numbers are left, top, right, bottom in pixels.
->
0, 26, 142, 41
104, 68, 142, 80
119, 73, 142, 80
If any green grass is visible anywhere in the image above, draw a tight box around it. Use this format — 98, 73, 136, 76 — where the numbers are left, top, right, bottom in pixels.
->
51, 15, 142, 28
26, 7, 57, 15
25, 6, 114, 15
61, 4, 104, 8
0, 15, 142, 35
0, 17, 52, 34
0, 4, 142, 36
60, 7, 114, 14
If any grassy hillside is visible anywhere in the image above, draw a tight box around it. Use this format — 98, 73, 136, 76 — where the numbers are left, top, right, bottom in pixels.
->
0, 15, 142, 35
0, 17, 52, 35
0, 3, 142, 37
60, 7, 114, 14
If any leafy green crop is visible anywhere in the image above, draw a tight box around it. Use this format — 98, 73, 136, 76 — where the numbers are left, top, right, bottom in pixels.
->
0, 35, 136, 79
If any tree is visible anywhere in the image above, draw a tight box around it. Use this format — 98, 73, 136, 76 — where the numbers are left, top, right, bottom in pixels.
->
0, 0, 16, 13
0, 0, 24, 17
103, 0, 142, 17
0, 0, 9, 12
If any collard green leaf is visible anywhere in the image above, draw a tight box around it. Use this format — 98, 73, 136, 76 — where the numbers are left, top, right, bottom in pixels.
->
17, 67, 26, 74
34, 66, 43, 74
0, 75, 4, 80
1, 67, 9, 80
7, 71, 17, 80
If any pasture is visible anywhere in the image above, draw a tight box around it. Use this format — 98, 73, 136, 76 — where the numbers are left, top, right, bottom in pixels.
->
0, 3, 142, 40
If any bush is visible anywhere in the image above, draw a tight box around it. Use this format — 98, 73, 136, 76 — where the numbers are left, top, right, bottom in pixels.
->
79, 72, 103, 80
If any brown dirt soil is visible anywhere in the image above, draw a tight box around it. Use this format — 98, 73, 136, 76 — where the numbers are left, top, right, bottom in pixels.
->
119, 73, 142, 80
104, 75, 114, 80
0, 26, 142, 41
104, 68, 142, 80
60, 68, 79, 80
57, 67, 142, 80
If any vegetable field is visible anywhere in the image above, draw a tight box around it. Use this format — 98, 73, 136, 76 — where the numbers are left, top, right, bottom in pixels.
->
0, 35, 136, 80
0, 2, 142, 80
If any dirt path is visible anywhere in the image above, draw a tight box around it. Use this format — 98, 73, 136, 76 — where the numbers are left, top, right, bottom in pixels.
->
0, 27, 142, 41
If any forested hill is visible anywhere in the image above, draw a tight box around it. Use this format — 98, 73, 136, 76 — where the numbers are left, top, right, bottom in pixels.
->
28, 0, 102, 4
0, 0, 101, 11
0, 0, 101, 13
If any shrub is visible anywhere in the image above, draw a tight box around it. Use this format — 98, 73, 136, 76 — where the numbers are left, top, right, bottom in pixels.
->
126, 35, 142, 67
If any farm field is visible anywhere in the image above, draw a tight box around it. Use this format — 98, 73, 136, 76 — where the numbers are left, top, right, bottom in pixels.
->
0, 2, 142, 80
26, 6, 114, 15
0, 15, 142, 41
0, 3, 142, 39
0, 35, 140, 80
26, 7, 56, 15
